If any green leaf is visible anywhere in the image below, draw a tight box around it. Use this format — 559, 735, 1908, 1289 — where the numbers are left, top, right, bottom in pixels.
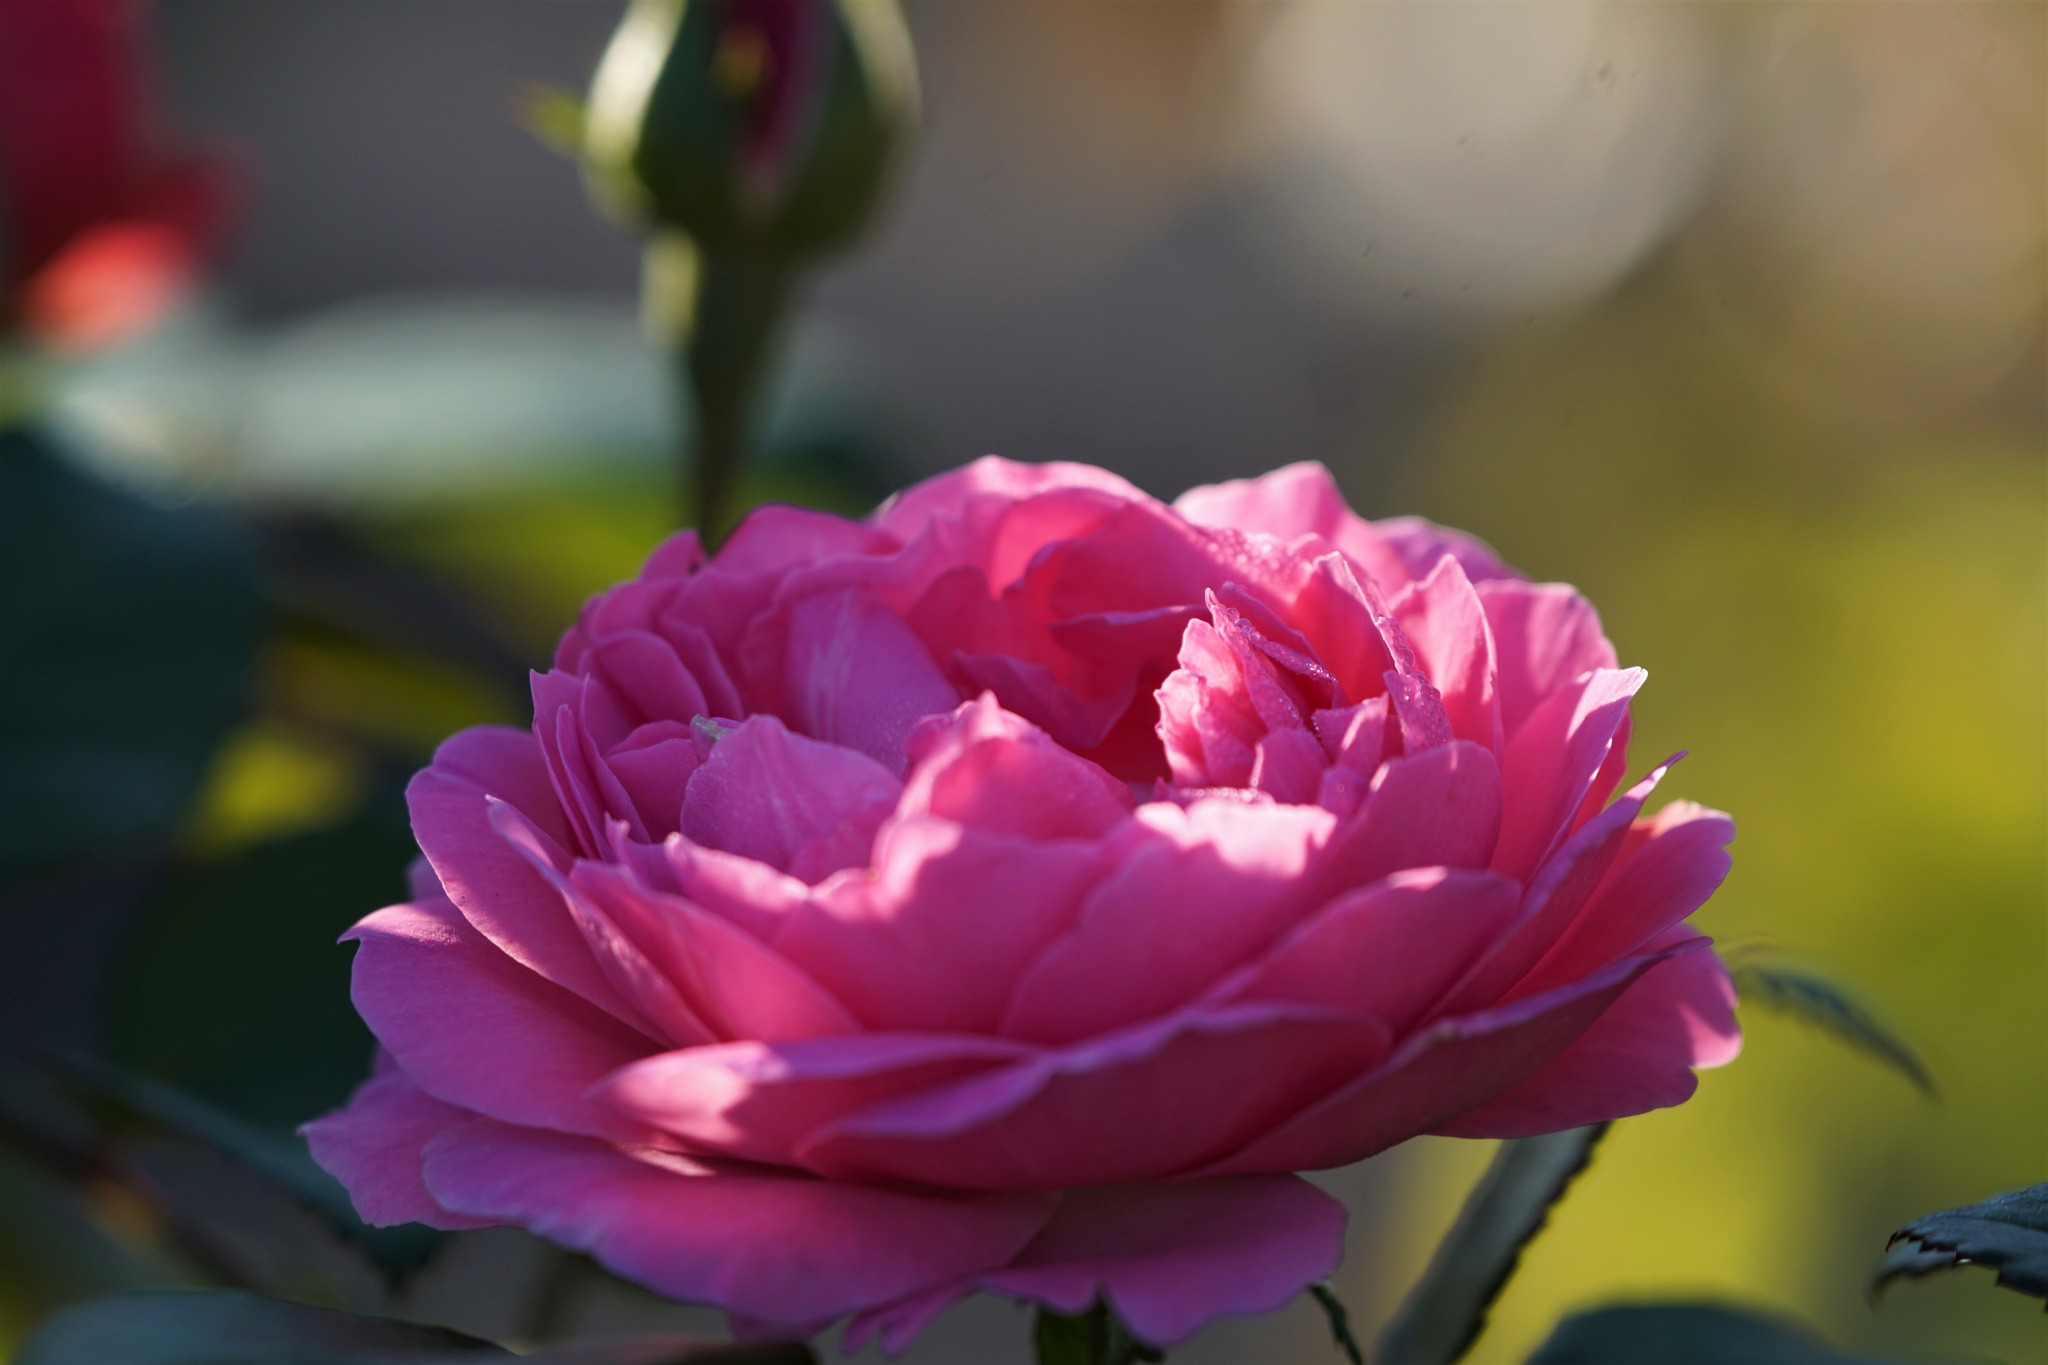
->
1874, 1182, 2048, 1303
18, 1291, 818, 1364
16, 1290, 504, 1364
1032, 1300, 1164, 1365
1374, 1125, 1608, 1365
1726, 954, 1935, 1096
1525, 1303, 1901, 1364
1309, 1283, 1364, 1365
0, 427, 262, 879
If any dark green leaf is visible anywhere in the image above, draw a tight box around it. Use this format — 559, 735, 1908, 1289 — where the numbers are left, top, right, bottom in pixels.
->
15, 1289, 505, 1364
1727, 955, 1934, 1096
18, 1291, 817, 1364
1308, 1283, 1363, 1365
54, 1056, 444, 1283
1875, 1182, 2048, 1303
1525, 1303, 1900, 1364
1032, 1300, 1163, 1365
106, 803, 416, 1132
1374, 1125, 1608, 1365
529, 1338, 815, 1364
0, 427, 262, 879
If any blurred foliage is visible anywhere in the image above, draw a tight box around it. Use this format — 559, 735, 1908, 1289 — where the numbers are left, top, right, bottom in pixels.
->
1523, 1303, 1899, 1365
0, 427, 261, 882
104, 803, 414, 1134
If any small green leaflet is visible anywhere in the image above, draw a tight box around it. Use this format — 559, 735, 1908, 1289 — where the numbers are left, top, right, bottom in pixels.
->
1874, 1182, 2048, 1304
1724, 949, 1935, 1096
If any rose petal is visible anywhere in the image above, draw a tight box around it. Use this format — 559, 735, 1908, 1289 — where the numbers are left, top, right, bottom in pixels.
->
744, 587, 961, 773
301, 1054, 495, 1230
680, 714, 902, 881
1475, 579, 1617, 741
1389, 554, 1501, 752
853, 1175, 1348, 1351
1491, 667, 1645, 882
569, 859, 859, 1042
1221, 868, 1524, 1036
800, 1001, 1388, 1190
1198, 942, 1694, 1175
1317, 740, 1502, 893
407, 726, 639, 1026
1434, 938, 1740, 1136
1001, 800, 1336, 1045
595, 1033, 1031, 1168
781, 817, 1110, 1033
344, 898, 652, 1142
900, 695, 1133, 840
420, 1121, 1055, 1326
1513, 800, 1735, 998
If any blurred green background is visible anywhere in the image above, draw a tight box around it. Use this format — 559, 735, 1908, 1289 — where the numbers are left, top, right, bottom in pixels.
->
2, 2, 2041, 1362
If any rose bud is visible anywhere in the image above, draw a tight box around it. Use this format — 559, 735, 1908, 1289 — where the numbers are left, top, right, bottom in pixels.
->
306, 460, 1740, 1351
583, 0, 918, 261
0, 0, 232, 352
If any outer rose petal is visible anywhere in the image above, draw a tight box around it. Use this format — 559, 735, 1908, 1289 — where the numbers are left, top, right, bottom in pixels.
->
849, 1177, 1348, 1352
301, 1054, 495, 1230
797, 1003, 1388, 1191
1222, 868, 1524, 1037
345, 898, 652, 1143
1197, 941, 1700, 1176
1435, 937, 1740, 1137
595, 1033, 1033, 1168
407, 726, 640, 1026
419, 1121, 1056, 1326
1514, 800, 1736, 998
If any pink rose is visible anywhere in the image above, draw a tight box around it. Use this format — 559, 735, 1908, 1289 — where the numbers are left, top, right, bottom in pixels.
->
305, 460, 1739, 1349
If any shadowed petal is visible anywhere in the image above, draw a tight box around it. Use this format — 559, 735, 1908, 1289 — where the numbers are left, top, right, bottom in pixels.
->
850, 1176, 1347, 1352
799, 1003, 1388, 1191
1435, 938, 1740, 1137
1197, 942, 1696, 1175
301, 1054, 495, 1230
420, 1121, 1055, 1326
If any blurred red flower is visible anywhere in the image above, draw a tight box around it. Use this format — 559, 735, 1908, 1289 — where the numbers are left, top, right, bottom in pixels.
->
0, 0, 233, 351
